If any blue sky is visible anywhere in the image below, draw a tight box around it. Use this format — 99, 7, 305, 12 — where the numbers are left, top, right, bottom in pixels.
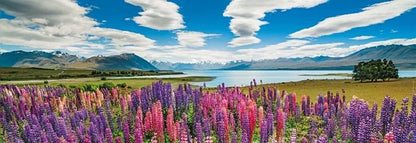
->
0, 0, 415, 63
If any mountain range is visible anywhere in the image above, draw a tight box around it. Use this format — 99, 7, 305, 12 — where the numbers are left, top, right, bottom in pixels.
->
0, 44, 415, 70
0, 51, 157, 71
153, 44, 416, 70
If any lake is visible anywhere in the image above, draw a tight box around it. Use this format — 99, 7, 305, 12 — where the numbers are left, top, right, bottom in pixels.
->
110, 70, 416, 87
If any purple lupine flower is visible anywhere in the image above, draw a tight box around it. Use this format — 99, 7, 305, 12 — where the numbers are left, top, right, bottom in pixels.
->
98, 107, 108, 132
241, 131, 249, 143
402, 97, 409, 115
40, 130, 49, 143
325, 118, 335, 138
23, 124, 31, 142
309, 120, 317, 140
105, 99, 115, 132
195, 122, 203, 143
381, 96, 391, 134
357, 117, 371, 143
105, 128, 114, 143
30, 123, 42, 143
89, 122, 102, 143
241, 111, 250, 141
216, 119, 226, 143
348, 98, 370, 142
123, 119, 130, 143
67, 129, 77, 143
332, 136, 338, 143
57, 117, 68, 140
203, 117, 211, 137
260, 120, 268, 143
266, 110, 273, 137
134, 128, 143, 143
317, 134, 328, 143
46, 122, 59, 142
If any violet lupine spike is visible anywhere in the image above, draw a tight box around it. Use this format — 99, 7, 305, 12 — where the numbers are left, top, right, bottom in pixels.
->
40, 130, 49, 143
325, 118, 335, 138
357, 117, 371, 143
123, 119, 130, 143
241, 131, 249, 143
195, 122, 203, 143
134, 128, 143, 143
260, 120, 268, 143
46, 122, 59, 142
57, 117, 68, 140
105, 128, 114, 143
266, 110, 273, 137
317, 135, 328, 143
89, 122, 102, 143
216, 119, 226, 143
203, 117, 211, 137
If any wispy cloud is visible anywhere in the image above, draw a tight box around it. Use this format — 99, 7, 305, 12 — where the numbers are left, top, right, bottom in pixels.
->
237, 38, 416, 60
125, 0, 185, 30
350, 36, 375, 40
223, 0, 327, 47
176, 31, 219, 48
290, 0, 416, 38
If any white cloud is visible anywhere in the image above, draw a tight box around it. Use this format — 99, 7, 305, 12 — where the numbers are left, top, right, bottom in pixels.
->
223, 0, 327, 47
0, 0, 155, 55
228, 36, 262, 48
238, 38, 416, 60
125, 0, 185, 30
290, 0, 416, 38
176, 31, 219, 47
347, 38, 416, 51
350, 36, 375, 40
91, 28, 155, 48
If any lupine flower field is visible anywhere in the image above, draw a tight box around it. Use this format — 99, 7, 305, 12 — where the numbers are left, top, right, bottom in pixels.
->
1, 80, 416, 143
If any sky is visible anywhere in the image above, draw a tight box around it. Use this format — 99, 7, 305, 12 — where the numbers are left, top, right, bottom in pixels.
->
0, 0, 415, 63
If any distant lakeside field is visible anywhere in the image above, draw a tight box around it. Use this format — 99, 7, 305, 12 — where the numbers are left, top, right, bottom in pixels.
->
0, 67, 183, 81
1, 71, 415, 106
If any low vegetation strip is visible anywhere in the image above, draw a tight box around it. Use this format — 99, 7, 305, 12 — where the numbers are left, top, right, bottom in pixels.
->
0, 67, 182, 81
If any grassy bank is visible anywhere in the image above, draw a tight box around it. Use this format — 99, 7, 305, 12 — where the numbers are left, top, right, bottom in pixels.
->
0, 67, 182, 81
236, 78, 416, 105
0, 76, 215, 90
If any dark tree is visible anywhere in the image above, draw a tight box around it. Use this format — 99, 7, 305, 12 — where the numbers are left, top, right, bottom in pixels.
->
353, 59, 398, 82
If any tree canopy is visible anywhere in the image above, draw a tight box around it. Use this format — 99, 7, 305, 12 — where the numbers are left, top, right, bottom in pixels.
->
353, 59, 398, 82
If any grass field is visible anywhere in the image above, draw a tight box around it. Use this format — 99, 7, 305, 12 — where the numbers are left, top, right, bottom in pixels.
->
233, 78, 416, 106
0, 67, 182, 80
0, 76, 215, 90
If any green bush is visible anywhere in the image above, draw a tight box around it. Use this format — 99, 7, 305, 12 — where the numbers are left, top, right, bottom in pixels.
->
353, 59, 399, 82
